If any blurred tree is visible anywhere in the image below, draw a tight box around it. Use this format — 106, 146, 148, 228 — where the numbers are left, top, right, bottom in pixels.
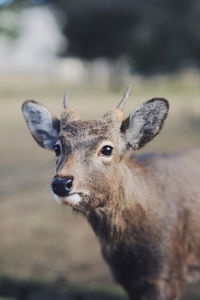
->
0, 0, 26, 40
51, 0, 200, 73
1, 0, 200, 74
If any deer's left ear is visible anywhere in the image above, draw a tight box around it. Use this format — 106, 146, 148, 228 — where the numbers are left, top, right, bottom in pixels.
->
22, 100, 60, 150
121, 98, 169, 150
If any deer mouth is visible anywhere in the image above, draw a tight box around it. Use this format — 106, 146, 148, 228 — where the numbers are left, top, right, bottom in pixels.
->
62, 193, 82, 205
52, 190, 90, 209
51, 193, 82, 207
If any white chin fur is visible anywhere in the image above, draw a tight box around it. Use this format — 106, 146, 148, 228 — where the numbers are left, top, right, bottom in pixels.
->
51, 191, 82, 205
65, 193, 82, 205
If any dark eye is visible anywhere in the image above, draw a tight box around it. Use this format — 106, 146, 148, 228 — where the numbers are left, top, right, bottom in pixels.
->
100, 145, 113, 156
53, 144, 61, 157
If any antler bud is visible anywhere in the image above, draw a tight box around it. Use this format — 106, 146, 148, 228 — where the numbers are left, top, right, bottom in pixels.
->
116, 86, 131, 110
61, 91, 80, 126
103, 87, 131, 124
63, 91, 70, 109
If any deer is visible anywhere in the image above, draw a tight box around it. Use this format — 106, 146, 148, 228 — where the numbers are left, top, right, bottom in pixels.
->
22, 89, 200, 300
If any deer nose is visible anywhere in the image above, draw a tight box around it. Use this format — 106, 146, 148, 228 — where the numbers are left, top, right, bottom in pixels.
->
51, 176, 73, 197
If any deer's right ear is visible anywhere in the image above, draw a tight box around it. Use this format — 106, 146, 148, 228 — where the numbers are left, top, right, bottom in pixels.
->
22, 100, 60, 150
121, 98, 169, 150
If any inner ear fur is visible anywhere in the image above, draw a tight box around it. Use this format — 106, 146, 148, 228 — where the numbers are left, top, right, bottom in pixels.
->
22, 100, 60, 150
121, 98, 169, 150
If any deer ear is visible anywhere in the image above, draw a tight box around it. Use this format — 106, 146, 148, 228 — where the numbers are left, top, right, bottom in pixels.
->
22, 100, 60, 150
121, 98, 169, 150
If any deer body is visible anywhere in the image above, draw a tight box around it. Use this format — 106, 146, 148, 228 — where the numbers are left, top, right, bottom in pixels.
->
22, 94, 200, 300
96, 150, 200, 300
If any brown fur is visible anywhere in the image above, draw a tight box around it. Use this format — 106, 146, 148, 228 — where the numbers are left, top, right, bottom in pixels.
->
22, 98, 200, 300
58, 121, 200, 299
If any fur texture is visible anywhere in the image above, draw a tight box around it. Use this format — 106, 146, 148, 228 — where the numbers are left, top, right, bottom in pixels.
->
22, 98, 200, 300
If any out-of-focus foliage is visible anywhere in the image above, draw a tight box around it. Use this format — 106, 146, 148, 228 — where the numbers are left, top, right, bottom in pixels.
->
0, 26, 18, 38
0, 1, 24, 40
53, 0, 200, 74
1, 0, 200, 73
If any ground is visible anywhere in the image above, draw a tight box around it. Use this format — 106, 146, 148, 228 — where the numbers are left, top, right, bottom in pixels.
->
0, 72, 200, 299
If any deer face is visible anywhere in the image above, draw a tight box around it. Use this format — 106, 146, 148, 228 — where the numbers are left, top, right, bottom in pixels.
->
22, 93, 169, 214
52, 116, 124, 210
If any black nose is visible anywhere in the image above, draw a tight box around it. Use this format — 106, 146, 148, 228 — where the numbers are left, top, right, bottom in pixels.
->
51, 176, 73, 197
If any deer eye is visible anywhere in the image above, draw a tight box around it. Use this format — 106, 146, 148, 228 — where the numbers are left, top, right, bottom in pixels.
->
53, 144, 61, 156
100, 145, 113, 156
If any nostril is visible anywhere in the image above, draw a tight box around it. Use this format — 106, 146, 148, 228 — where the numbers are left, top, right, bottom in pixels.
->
64, 176, 73, 192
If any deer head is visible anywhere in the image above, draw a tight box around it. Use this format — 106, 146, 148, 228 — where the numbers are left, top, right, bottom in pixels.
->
22, 91, 169, 215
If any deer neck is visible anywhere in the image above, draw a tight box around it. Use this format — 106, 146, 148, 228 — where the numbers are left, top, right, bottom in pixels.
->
87, 159, 148, 246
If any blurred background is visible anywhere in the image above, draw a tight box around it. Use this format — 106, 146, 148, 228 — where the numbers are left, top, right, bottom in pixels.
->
0, 0, 200, 299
